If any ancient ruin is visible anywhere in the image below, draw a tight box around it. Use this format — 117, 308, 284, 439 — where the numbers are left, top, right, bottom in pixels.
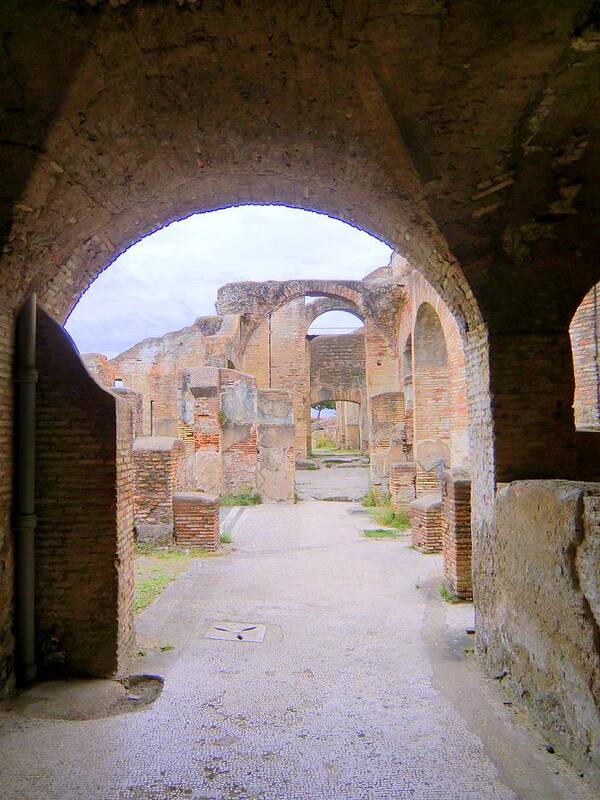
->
1, 1, 600, 796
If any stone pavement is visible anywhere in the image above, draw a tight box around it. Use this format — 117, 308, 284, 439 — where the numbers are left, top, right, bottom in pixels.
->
0, 501, 596, 800
295, 463, 369, 501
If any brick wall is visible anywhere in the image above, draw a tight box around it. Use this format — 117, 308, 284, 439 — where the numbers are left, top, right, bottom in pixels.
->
309, 330, 366, 399
133, 437, 185, 542
173, 493, 220, 550
35, 309, 134, 678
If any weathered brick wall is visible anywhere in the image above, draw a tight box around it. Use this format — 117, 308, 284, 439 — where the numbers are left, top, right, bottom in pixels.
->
133, 437, 186, 542
570, 285, 600, 430
173, 493, 220, 550
35, 309, 134, 678
441, 472, 472, 599
309, 330, 366, 400
82, 314, 243, 438
397, 269, 469, 474
413, 302, 450, 496
81, 353, 116, 388
114, 386, 144, 437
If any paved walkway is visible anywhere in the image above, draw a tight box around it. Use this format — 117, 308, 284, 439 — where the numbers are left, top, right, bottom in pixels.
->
0, 502, 596, 799
295, 463, 369, 501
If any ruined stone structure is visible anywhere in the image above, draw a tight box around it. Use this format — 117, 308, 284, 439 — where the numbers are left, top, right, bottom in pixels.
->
2, 0, 600, 782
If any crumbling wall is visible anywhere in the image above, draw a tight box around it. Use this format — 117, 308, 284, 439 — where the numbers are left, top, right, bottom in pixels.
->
492, 480, 600, 777
35, 310, 134, 678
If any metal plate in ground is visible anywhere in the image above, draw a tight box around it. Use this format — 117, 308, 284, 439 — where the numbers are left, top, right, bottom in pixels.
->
205, 622, 267, 642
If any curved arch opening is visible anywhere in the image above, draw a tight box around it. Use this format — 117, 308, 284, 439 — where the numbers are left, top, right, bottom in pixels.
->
307, 309, 365, 337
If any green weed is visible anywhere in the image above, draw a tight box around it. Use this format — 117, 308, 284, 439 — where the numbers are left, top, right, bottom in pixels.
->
220, 491, 262, 506
439, 583, 459, 604
363, 528, 403, 539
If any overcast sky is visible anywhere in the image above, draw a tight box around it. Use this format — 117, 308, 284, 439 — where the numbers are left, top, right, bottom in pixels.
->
66, 205, 392, 358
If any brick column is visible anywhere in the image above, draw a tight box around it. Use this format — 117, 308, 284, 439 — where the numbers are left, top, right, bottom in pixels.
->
173, 493, 220, 550
442, 471, 472, 599
409, 494, 442, 552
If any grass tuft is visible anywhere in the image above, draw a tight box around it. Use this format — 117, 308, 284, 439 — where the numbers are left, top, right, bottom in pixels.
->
135, 575, 172, 613
371, 504, 410, 530
220, 491, 262, 506
439, 583, 459, 604
364, 528, 403, 539
220, 531, 233, 544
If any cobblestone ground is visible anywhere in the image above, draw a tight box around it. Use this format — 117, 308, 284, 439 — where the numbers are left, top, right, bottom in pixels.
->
0, 502, 597, 799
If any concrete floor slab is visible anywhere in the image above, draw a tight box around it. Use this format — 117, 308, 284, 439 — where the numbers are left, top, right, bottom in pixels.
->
0, 501, 596, 799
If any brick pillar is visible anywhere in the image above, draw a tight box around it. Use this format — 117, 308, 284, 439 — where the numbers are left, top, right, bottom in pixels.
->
389, 462, 416, 512
442, 471, 472, 599
409, 494, 442, 552
173, 493, 220, 550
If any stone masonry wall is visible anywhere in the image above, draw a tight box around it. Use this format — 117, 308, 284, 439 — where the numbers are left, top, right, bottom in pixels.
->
35, 309, 134, 678
492, 481, 600, 779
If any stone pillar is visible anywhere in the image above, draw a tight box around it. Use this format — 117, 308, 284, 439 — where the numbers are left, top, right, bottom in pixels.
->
219, 370, 258, 495
442, 471, 472, 599
132, 437, 186, 543
173, 492, 220, 550
389, 462, 416, 512
256, 388, 295, 502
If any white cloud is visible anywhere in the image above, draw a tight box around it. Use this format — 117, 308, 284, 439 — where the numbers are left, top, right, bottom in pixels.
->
66, 205, 392, 357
